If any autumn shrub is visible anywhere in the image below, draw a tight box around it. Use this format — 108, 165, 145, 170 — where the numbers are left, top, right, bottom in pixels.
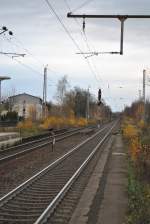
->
42, 115, 88, 129
76, 117, 87, 127
42, 116, 64, 129
17, 119, 42, 137
129, 137, 141, 162
137, 119, 145, 130
126, 161, 150, 224
123, 120, 150, 224
123, 123, 139, 140
122, 122, 140, 161
137, 141, 150, 181
87, 118, 97, 126
17, 119, 33, 129
123, 107, 150, 224
67, 117, 76, 126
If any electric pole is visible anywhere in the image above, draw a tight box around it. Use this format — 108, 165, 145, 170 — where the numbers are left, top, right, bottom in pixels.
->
143, 69, 146, 122
139, 89, 142, 100
43, 65, 48, 119
86, 87, 90, 120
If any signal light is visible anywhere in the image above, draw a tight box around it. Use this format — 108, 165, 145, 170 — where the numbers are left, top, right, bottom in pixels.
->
98, 89, 102, 106
98, 89, 101, 101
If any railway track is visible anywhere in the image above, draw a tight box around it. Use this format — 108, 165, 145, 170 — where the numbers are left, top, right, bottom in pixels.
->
0, 127, 91, 164
0, 121, 117, 223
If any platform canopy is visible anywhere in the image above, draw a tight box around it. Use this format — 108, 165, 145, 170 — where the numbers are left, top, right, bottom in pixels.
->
0, 76, 11, 103
0, 76, 11, 81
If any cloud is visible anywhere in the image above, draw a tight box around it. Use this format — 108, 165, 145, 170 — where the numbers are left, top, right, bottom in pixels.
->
0, 0, 150, 111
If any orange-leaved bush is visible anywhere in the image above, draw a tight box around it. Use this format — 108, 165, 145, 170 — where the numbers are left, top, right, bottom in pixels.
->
123, 124, 139, 140
42, 116, 66, 129
17, 119, 33, 129
122, 122, 141, 161
42, 115, 88, 129
130, 137, 141, 161
76, 117, 88, 127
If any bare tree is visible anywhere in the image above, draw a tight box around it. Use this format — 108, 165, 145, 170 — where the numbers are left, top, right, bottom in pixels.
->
55, 75, 69, 106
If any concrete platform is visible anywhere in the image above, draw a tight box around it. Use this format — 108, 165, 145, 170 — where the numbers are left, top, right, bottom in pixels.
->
0, 138, 21, 150
69, 134, 127, 224
0, 132, 20, 141
96, 134, 127, 224
0, 132, 21, 150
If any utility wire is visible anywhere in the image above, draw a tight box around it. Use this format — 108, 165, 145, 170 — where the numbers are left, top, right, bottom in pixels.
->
13, 57, 44, 77
44, 0, 85, 54
63, 0, 103, 84
83, 32, 102, 82
63, 0, 106, 85
44, 0, 115, 109
71, 0, 96, 13
63, 0, 112, 107
44, 0, 101, 85
1, 45, 44, 77
13, 37, 45, 68
2, 35, 43, 75
3, 34, 69, 78
1, 53, 41, 79
12, 37, 65, 76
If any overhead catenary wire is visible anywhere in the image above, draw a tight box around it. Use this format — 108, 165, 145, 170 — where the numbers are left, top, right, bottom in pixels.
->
12, 37, 65, 76
3, 52, 44, 77
83, 31, 102, 81
64, 0, 104, 87
44, 0, 101, 85
68, 6, 132, 110
63, 1, 112, 90
13, 37, 45, 68
3, 35, 66, 77
63, 0, 102, 82
44, 0, 85, 55
1, 26, 86, 105
1, 35, 44, 76
70, 0, 96, 13
63, 0, 113, 105
1, 33, 76, 103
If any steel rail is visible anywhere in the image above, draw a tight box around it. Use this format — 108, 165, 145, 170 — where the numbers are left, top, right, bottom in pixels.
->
0, 128, 81, 153
0, 127, 87, 164
0, 125, 108, 207
34, 121, 117, 224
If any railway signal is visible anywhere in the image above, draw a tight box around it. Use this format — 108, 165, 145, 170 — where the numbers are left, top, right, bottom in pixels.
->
98, 89, 101, 106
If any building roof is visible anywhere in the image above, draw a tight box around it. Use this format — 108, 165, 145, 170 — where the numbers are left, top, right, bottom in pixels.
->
9, 93, 42, 101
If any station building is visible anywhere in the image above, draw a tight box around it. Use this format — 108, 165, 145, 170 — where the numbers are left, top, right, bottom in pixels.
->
9, 93, 42, 120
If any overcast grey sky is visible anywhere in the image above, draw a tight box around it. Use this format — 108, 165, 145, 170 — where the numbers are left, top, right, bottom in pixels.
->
0, 0, 150, 111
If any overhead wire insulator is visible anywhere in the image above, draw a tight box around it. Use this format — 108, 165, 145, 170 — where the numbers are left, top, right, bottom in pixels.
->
9, 31, 13, 36
83, 17, 85, 32
2, 26, 8, 31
